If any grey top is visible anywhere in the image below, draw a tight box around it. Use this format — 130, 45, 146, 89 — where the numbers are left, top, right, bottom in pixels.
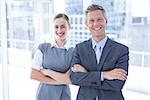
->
36, 43, 74, 100
39, 43, 74, 72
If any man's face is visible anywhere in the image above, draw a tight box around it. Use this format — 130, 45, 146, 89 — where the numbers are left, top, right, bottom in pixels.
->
86, 10, 107, 38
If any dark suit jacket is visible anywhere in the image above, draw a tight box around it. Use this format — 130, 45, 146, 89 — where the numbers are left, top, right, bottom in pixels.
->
70, 38, 129, 100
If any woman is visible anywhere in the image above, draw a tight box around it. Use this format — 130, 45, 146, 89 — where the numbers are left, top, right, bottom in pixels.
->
31, 14, 73, 100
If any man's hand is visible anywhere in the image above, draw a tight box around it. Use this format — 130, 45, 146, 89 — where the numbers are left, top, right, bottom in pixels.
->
103, 68, 127, 81
72, 64, 87, 72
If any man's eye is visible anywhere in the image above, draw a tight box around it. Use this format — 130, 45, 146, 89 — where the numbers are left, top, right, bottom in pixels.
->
90, 20, 94, 22
98, 19, 104, 22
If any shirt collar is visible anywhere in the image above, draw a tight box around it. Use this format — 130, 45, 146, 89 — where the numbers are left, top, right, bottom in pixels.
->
50, 40, 72, 51
92, 36, 108, 50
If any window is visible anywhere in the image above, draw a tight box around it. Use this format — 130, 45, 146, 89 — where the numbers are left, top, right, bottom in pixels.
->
132, 17, 143, 24
1, 0, 150, 100
1, 0, 54, 100
80, 17, 82, 24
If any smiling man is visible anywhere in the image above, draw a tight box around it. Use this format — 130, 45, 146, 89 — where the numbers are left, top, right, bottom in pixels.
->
70, 4, 129, 100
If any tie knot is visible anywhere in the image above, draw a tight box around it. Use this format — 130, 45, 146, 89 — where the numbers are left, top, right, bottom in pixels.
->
95, 45, 101, 51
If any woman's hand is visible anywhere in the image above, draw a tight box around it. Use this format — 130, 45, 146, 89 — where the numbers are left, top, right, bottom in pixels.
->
73, 64, 87, 72
40, 69, 51, 76
40, 69, 71, 84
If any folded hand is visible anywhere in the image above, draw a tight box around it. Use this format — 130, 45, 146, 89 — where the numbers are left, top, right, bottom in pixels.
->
72, 64, 87, 72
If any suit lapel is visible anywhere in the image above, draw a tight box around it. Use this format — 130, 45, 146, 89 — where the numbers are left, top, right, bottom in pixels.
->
86, 39, 97, 65
98, 38, 113, 70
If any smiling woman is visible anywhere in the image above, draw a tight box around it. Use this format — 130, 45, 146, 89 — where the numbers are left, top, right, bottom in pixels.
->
31, 13, 74, 100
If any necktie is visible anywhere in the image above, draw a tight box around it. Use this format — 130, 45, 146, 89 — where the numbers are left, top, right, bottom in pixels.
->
95, 45, 101, 64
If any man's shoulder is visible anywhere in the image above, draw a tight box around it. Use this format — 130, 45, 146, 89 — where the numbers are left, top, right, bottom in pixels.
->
77, 39, 91, 46
110, 39, 128, 50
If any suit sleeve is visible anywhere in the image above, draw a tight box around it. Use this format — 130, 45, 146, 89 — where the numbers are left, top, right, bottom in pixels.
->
70, 45, 102, 86
98, 47, 129, 91
70, 45, 129, 91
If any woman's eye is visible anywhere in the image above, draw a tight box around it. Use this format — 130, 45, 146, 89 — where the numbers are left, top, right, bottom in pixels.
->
61, 25, 65, 28
55, 26, 58, 28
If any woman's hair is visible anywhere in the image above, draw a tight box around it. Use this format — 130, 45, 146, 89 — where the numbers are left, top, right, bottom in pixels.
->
53, 13, 70, 27
85, 4, 106, 18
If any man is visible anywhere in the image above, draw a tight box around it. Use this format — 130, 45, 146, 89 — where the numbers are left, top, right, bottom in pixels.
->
70, 4, 129, 100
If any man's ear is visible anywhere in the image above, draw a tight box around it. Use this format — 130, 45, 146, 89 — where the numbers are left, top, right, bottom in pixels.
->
105, 19, 108, 24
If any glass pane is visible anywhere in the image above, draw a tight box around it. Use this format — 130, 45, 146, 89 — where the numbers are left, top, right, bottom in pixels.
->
6, 0, 54, 100
0, 1, 7, 100
0, 8, 2, 100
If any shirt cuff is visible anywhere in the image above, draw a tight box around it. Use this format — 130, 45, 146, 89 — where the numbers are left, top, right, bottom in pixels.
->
101, 72, 104, 81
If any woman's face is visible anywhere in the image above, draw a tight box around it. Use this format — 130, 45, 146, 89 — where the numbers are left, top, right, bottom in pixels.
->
54, 17, 70, 40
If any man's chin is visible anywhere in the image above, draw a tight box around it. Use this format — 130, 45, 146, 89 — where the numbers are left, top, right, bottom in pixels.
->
93, 33, 101, 37
93, 34, 105, 38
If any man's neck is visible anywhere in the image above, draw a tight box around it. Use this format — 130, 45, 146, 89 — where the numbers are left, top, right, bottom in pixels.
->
93, 35, 106, 42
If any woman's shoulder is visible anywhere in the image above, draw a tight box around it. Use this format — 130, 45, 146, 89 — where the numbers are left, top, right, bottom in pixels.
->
38, 42, 52, 53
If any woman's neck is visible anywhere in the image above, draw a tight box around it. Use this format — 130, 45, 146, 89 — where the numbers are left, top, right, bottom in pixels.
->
55, 38, 67, 48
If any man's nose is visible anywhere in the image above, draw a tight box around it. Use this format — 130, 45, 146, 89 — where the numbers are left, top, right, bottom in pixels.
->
94, 20, 99, 26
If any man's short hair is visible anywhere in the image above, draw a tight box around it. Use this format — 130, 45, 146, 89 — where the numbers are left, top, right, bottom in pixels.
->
85, 4, 106, 18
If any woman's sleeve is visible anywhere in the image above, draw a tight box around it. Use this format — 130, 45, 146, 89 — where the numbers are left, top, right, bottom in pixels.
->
31, 49, 43, 70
